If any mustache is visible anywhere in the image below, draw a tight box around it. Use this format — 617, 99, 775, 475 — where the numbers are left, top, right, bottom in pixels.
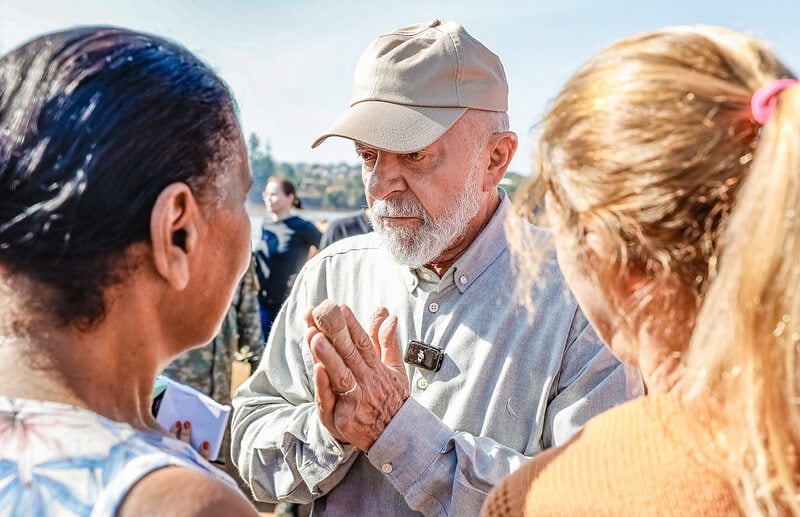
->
371, 197, 427, 219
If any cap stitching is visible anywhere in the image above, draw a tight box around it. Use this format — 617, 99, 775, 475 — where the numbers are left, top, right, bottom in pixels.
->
446, 29, 462, 107
368, 36, 395, 99
389, 24, 432, 37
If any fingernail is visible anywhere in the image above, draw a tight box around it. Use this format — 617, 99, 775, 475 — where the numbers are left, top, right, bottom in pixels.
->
183, 421, 190, 429
202, 441, 209, 449
173, 421, 181, 429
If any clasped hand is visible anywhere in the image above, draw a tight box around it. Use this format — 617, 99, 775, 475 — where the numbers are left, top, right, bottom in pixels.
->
305, 300, 409, 451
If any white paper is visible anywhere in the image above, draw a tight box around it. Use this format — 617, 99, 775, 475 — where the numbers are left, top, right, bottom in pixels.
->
155, 376, 231, 461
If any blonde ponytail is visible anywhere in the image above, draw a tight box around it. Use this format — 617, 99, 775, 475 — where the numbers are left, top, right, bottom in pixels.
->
685, 84, 800, 515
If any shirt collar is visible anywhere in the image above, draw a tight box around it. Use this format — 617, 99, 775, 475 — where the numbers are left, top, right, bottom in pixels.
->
450, 188, 510, 293
398, 188, 511, 294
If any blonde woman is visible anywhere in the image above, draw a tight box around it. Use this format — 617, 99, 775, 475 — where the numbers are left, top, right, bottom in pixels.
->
484, 26, 799, 516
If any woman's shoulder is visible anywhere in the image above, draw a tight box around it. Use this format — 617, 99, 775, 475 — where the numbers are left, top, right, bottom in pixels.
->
484, 395, 738, 516
0, 397, 240, 515
552, 394, 727, 482
116, 465, 257, 516
285, 215, 320, 232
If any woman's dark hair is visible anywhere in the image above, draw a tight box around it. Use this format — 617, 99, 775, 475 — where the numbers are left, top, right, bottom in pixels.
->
269, 176, 302, 209
0, 27, 240, 327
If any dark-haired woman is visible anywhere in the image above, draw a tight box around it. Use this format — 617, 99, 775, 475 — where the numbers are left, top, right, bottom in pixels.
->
0, 27, 257, 515
254, 177, 321, 338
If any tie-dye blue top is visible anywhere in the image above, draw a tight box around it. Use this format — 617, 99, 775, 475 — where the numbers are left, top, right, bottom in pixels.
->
0, 397, 235, 516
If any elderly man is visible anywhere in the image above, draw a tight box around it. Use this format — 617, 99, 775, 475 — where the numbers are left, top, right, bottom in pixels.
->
232, 19, 642, 516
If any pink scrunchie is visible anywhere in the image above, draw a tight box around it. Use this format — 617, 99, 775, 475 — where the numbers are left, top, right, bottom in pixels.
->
751, 78, 798, 125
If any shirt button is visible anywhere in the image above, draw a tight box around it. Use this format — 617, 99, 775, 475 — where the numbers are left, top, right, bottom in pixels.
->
381, 463, 393, 474
417, 378, 429, 390
459, 275, 468, 284
428, 302, 439, 313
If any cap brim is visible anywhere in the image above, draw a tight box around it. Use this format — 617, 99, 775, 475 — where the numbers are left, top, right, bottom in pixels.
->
311, 101, 467, 153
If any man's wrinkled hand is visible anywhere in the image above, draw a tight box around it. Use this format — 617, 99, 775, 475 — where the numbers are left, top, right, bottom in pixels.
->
305, 300, 409, 451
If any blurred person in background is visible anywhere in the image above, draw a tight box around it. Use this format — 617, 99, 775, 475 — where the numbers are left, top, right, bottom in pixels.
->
319, 207, 372, 249
254, 177, 321, 338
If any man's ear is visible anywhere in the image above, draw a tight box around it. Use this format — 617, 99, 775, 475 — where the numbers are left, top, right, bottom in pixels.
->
483, 131, 519, 191
150, 183, 201, 290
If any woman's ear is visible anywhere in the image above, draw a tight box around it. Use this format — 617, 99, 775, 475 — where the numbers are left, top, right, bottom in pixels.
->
483, 131, 519, 191
150, 183, 201, 290
584, 231, 607, 262
585, 231, 648, 299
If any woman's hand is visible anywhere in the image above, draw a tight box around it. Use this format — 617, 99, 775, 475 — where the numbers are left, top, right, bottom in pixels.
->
169, 420, 211, 460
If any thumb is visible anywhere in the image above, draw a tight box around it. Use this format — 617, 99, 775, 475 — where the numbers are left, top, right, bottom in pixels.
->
378, 315, 404, 369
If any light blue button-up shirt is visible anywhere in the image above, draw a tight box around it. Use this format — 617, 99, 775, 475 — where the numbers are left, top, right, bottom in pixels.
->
232, 191, 643, 516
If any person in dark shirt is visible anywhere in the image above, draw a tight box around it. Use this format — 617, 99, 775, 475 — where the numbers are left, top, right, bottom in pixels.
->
255, 177, 321, 338
319, 207, 372, 249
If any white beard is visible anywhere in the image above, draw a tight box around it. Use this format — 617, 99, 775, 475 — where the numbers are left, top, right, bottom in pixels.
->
369, 168, 482, 269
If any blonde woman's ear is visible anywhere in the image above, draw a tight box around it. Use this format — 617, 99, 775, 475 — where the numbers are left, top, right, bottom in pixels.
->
585, 231, 648, 298
583, 231, 606, 259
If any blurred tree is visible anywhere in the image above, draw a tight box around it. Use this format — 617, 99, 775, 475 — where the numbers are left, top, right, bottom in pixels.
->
274, 162, 299, 185
248, 133, 263, 161
248, 133, 274, 203
325, 190, 347, 208
502, 171, 526, 199
344, 175, 367, 207
245, 132, 532, 211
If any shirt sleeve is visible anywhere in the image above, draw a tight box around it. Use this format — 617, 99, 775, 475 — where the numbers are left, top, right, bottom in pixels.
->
542, 310, 644, 448
303, 220, 323, 249
365, 399, 530, 516
318, 224, 336, 250
230, 265, 357, 504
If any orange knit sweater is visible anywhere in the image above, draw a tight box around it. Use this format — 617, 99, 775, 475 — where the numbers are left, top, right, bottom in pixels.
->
482, 394, 740, 516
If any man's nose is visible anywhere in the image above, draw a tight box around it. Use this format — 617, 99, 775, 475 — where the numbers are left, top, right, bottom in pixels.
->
365, 152, 406, 200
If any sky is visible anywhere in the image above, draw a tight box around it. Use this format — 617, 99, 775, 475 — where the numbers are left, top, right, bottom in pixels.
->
2, 0, 799, 175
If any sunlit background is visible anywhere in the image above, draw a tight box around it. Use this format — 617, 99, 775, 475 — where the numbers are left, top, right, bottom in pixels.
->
3, 0, 799, 176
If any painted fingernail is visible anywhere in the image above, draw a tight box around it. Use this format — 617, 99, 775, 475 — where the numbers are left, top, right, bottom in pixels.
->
202, 441, 209, 449
173, 421, 181, 429
183, 421, 190, 429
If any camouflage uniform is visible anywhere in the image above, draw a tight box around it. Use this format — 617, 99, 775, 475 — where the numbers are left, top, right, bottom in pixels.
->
162, 256, 263, 406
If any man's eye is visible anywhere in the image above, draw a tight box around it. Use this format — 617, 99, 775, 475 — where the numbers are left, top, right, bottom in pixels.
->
406, 152, 423, 161
357, 150, 376, 162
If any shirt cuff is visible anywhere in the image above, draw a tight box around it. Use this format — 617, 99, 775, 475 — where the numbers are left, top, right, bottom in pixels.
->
365, 397, 453, 494
306, 419, 358, 479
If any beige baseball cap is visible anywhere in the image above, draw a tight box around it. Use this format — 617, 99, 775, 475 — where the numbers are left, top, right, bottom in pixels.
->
311, 19, 508, 153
